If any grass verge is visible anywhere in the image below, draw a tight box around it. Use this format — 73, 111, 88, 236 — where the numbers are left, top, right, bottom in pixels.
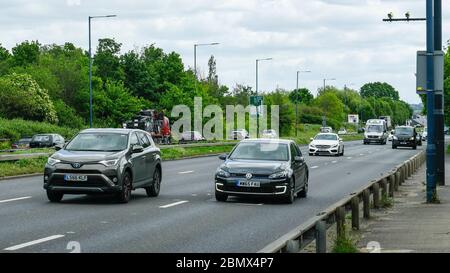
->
332, 224, 359, 253
0, 148, 54, 155
160, 145, 235, 160
447, 145, 450, 154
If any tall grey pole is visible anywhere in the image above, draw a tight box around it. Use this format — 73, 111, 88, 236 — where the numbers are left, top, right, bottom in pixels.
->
194, 44, 197, 79
256, 60, 259, 138
434, 0, 445, 186
426, 0, 437, 202
296, 71, 299, 137
89, 16, 93, 128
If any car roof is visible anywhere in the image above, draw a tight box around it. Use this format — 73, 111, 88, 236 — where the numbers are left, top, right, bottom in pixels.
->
316, 133, 338, 136
80, 128, 137, 134
396, 126, 413, 129
240, 138, 293, 144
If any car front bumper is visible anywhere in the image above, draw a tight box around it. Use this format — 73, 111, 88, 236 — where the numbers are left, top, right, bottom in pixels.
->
215, 177, 289, 196
393, 139, 416, 147
44, 163, 123, 194
309, 146, 339, 155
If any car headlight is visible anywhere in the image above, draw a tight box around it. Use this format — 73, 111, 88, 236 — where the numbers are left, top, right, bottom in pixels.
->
269, 170, 289, 179
393, 136, 398, 140
47, 157, 61, 166
332, 144, 339, 148
99, 159, 120, 167
410, 137, 415, 141
309, 144, 316, 148
216, 168, 230, 178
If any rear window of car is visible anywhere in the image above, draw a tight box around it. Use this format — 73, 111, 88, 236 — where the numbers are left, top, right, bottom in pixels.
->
32, 135, 50, 142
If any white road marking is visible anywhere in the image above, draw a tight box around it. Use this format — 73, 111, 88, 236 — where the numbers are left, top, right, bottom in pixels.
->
233, 203, 263, 206
332, 161, 337, 164
347, 157, 353, 159
159, 200, 189, 209
0, 196, 32, 204
191, 194, 198, 197
360, 154, 365, 156
311, 166, 319, 169
4, 235, 65, 251
179, 171, 194, 174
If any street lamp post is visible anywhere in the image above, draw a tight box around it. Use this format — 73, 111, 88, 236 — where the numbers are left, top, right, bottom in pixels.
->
88, 14, 116, 128
256, 58, 273, 138
193, 43, 220, 79
323, 78, 336, 93
295, 70, 311, 137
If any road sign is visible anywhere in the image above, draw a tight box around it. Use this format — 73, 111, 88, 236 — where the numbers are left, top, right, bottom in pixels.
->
250, 96, 263, 106
416, 50, 444, 95
348, 114, 359, 124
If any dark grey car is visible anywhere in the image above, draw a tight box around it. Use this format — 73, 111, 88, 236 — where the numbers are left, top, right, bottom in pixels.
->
44, 129, 162, 203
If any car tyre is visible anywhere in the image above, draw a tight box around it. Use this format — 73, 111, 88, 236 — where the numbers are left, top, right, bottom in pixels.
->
282, 180, 295, 204
413, 145, 417, 150
47, 190, 63, 203
146, 168, 161, 197
392, 145, 397, 149
117, 172, 132, 203
297, 179, 308, 198
215, 191, 228, 202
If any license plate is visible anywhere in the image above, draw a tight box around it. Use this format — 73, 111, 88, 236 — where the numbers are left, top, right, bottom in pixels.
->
237, 180, 260, 188
64, 174, 88, 182
400, 142, 407, 145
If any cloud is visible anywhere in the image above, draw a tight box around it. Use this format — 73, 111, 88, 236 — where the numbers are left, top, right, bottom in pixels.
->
0, 0, 449, 103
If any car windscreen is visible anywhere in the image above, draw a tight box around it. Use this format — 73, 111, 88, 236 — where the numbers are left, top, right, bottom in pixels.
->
32, 135, 50, 142
395, 128, 414, 135
229, 142, 289, 161
315, 134, 337, 141
66, 133, 129, 152
367, 125, 383, 133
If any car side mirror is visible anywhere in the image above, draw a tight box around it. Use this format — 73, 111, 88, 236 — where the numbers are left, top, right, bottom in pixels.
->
132, 145, 144, 153
54, 144, 64, 151
310, 138, 314, 141
294, 156, 305, 163
219, 154, 228, 160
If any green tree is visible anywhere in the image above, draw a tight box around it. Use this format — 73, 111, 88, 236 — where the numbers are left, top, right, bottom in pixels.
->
0, 73, 57, 123
360, 82, 400, 100
289, 88, 313, 105
0, 44, 10, 61
314, 92, 345, 122
94, 38, 124, 85
265, 89, 295, 136
11, 40, 41, 67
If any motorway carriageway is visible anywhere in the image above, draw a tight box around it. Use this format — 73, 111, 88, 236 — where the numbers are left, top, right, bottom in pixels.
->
0, 140, 422, 253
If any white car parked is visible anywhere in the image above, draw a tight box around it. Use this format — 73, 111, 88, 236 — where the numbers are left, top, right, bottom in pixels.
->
337, 128, 347, 135
229, 129, 249, 140
309, 133, 344, 156
261, 129, 278, 139
180, 131, 205, 142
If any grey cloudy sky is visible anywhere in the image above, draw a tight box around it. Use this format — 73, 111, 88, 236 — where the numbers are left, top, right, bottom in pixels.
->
1, 0, 449, 103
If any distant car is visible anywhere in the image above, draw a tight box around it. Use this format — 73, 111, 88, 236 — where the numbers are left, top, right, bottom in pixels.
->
392, 126, 418, 150
180, 131, 205, 142
337, 128, 347, 135
215, 139, 309, 204
309, 133, 344, 156
30, 134, 65, 148
422, 127, 428, 141
261, 129, 278, 139
44, 128, 162, 203
229, 129, 249, 140
320, 127, 333, 133
416, 133, 423, 146
11, 137, 32, 149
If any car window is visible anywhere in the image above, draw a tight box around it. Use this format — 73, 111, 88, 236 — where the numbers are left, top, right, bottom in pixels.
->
137, 132, 151, 148
145, 133, 154, 147
290, 143, 298, 160
130, 132, 140, 147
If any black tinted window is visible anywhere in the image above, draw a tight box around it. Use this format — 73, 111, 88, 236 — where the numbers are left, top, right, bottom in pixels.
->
290, 143, 298, 159
130, 133, 140, 146
137, 132, 151, 148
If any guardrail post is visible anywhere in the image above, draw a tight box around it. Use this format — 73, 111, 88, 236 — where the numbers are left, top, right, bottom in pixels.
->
351, 196, 360, 230
394, 171, 400, 191
401, 165, 406, 184
315, 220, 327, 253
381, 178, 388, 197
336, 206, 345, 238
373, 183, 380, 209
285, 240, 300, 253
389, 174, 395, 197
407, 161, 411, 178
363, 189, 371, 219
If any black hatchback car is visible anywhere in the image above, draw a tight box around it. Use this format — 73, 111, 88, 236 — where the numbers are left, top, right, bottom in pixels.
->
392, 126, 418, 150
215, 139, 309, 204
44, 129, 162, 203
30, 134, 65, 148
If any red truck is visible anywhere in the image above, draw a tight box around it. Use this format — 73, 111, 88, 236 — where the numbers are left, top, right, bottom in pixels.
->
123, 110, 171, 144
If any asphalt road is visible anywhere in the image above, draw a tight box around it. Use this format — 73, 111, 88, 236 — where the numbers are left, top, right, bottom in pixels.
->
0, 140, 424, 253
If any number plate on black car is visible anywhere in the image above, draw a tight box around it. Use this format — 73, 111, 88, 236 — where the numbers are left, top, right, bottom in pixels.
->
237, 181, 260, 187
64, 174, 88, 182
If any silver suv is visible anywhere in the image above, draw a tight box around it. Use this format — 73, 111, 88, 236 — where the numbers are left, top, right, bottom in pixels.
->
43, 129, 162, 203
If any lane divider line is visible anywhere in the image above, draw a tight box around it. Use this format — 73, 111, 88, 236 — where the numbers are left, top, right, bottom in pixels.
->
310, 166, 319, 169
4, 235, 65, 251
159, 200, 189, 209
0, 196, 32, 204
179, 171, 194, 174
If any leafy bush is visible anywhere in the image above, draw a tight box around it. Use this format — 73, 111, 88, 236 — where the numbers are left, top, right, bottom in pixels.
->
0, 118, 80, 142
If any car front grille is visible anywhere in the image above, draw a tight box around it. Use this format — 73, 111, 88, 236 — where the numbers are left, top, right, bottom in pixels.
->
368, 135, 379, 139
223, 185, 275, 194
316, 145, 331, 149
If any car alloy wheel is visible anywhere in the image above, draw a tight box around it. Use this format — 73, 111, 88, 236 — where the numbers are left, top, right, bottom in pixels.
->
117, 172, 132, 203
283, 180, 295, 204
146, 169, 161, 197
